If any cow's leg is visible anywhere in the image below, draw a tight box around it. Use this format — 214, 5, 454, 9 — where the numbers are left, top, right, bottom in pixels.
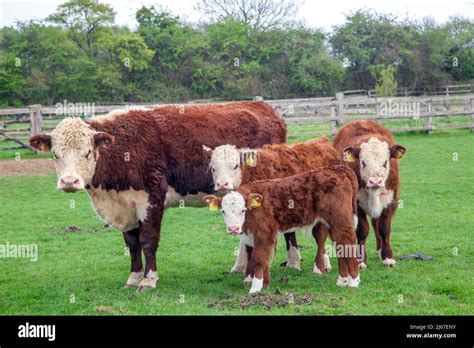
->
249, 234, 273, 294
123, 228, 144, 288
375, 207, 396, 267
284, 232, 301, 270
244, 244, 254, 284
230, 239, 248, 273
372, 218, 382, 257
332, 224, 359, 287
356, 207, 369, 269
312, 224, 331, 274
137, 202, 163, 292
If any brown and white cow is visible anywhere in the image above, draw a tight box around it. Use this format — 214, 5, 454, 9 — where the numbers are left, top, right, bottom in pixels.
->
203, 165, 360, 293
333, 120, 406, 268
204, 138, 341, 274
29, 102, 286, 291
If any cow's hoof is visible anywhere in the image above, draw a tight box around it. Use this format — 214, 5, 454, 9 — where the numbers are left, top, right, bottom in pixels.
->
324, 254, 332, 272
358, 262, 367, 269
348, 275, 360, 288
136, 271, 158, 292
336, 275, 350, 287
313, 263, 323, 275
286, 262, 301, 271
243, 275, 253, 284
383, 258, 396, 267
124, 271, 144, 288
249, 277, 263, 294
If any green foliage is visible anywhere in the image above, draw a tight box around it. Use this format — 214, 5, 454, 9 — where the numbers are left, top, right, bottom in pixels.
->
375, 65, 398, 97
0, 2, 472, 106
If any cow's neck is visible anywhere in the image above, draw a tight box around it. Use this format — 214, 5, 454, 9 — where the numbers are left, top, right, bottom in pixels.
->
359, 187, 394, 219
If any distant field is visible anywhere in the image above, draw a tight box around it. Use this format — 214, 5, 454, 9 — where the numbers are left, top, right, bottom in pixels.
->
0, 130, 472, 315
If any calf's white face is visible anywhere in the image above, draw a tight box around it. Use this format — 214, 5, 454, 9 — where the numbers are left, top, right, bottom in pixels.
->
30, 118, 114, 192
206, 145, 242, 191
343, 137, 406, 189
203, 192, 263, 235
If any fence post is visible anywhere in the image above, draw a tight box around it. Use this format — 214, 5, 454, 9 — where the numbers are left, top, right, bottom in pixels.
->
330, 105, 337, 135
335, 92, 344, 125
29, 104, 42, 153
427, 100, 433, 135
253, 96, 264, 101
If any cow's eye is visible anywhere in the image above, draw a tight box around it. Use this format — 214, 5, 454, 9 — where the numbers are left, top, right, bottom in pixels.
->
233, 164, 239, 170
361, 160, 366, 168
241, 210, 245, 213
85, 150, 92, 159
221, 210, 225, 215
383, 160, 388, 168
52, 151, 58, 160
210, 166, 215, 172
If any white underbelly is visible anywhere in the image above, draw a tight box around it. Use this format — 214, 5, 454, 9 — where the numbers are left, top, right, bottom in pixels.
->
87, 188, 150, 232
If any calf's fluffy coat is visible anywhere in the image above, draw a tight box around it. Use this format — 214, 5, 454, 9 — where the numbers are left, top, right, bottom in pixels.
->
204, 165, 360, 293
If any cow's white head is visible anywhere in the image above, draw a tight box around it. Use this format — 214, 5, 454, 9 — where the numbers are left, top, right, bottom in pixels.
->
204, 145, 242, 192
202, 191, 263, 235
343, 137, 406, 189
30, 118, 114, 193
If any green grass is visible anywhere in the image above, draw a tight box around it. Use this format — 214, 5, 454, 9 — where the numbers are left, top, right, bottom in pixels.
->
0, 131, 473, 315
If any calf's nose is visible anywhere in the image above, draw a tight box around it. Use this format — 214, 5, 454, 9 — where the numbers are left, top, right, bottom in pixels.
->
227, 226, 240, 235
216, 180, 230, 191
367, 178, 384, 188
59, 176, 81, 192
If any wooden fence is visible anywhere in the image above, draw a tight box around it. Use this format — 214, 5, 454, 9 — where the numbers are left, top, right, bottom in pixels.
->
1, 92, 473, 151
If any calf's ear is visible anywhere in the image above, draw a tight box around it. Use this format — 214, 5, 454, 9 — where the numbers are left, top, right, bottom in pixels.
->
247, 193, 263, 210
202, 145, 213, 155
390, 144, 406, 159
203, 195, 221, 211
29, 134, 52, 152
342, 146, 360, 163
94, 132, 114, 149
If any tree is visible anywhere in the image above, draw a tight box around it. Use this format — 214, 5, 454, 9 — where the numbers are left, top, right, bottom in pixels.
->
195, 0, 303, 30
47, 0, 115, 57
375, 65, 397, 97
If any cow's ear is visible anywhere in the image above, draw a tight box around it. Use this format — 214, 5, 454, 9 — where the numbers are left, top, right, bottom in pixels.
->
29, 134, 52, 152
247, 193, 263, 210
342, 146, 360, 163
94, 132, 114, 149
202, 145, 213, 156
390, 144, 406, 159
203, 195, 221, 211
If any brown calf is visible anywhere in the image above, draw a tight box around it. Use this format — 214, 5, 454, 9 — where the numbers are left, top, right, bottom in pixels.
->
333, 120, 407, 268
203, 165, 360, 293
205, 138, 341, 274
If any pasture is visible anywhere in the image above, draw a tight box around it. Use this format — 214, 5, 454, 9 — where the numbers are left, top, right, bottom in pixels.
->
0, 130, 473, 315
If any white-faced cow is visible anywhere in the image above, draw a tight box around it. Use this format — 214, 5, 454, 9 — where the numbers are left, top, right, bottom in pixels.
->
204, 138, 341, 275
333, 120, 406, 268
203, 165, 360, 293
30, 102, 286, 291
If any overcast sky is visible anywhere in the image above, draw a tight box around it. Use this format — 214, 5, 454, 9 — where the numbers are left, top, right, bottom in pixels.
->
1, 0, 473, 31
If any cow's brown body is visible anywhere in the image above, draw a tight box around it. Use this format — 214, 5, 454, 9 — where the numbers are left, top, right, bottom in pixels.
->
241, 138, 341, 272
237, 165, 360, 290
333, 120, 403, 267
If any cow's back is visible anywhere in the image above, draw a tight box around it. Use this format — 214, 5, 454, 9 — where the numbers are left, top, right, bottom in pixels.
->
333, 120, 395, 153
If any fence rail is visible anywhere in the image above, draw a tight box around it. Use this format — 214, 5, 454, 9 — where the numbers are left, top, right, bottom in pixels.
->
1, 91, 473, 151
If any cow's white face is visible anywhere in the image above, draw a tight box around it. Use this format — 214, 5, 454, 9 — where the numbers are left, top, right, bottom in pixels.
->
202, 191, 263, 235
343, 137, 406, 189
30, 118, 114, 193
208, 145, 242, 191
220, 191, 247, 235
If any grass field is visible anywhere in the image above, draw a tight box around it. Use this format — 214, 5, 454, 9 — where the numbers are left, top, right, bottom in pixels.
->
0, 130, 473, 315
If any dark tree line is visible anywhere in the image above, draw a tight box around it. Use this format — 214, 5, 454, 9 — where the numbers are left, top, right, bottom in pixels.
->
0, 0, 472, 107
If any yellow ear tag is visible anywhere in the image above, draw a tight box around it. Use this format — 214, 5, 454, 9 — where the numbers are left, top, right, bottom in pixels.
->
344, 151, 356, 162
249, 198, 261, 208
396, 150, 404, 159
39, 144, 50, 153
209, 202, 218, 211
246, 155, 255, 167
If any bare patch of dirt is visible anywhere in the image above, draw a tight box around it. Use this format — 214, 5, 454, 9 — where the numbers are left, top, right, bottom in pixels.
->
0, 159, 55, 176
63, 225, 82, 234
208, 291, 314, 310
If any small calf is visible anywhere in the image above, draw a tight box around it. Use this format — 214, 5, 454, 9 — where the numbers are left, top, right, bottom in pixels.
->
203, 165, 360, 294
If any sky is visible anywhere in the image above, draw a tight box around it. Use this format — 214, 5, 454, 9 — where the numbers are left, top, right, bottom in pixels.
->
0, 0, 473, 31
